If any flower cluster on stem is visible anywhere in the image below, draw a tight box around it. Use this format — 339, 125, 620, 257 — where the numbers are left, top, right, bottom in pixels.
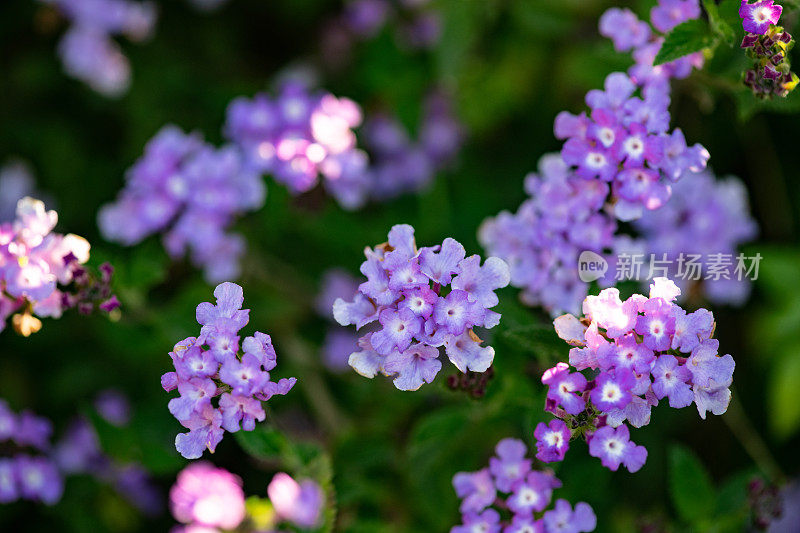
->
740, 1, 798, 98
536, 278, 735, 473
161, 282, 296, 459
333, 224, 510, 390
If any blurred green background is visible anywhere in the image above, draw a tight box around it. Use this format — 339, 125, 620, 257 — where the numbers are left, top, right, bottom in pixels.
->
1, 0, 800, 531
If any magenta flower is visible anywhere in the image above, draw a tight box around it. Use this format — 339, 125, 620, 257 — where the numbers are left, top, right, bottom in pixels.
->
268, 473, 325, 529
170, 463, 245, 530
740, 0, 783, 35
534, 419, 571, 463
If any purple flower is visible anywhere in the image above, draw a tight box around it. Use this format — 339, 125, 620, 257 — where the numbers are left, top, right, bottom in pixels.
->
383, 343, 442, 391
452, 508, 502, 533
582, 289, 638, 338
591, 369, 636, 412
542, 499, 597, 533
15, 455, 63, 505
174, 405, 224, 460
444, 331, 495, 373
507, 471, 561, 516
94, 389, 131, 427
634, 297, 676, 351
488, 438, 532, 492
599, 8, 651, 52
651, 354, 693, 408
268, 473, 325, 529
433, 289, 485, 335
170, 462, 245, 529
542, 363, 588, 415
371, 307, 423, 355
651, 0, 701, 33
419, 237, 466, 285
588, 425, 647, 472
598, 334, 654, 373
338, 225, 506, 389
534, 419, 571, 463
0, 459, 17, 503
740, 0, 782, 35
453, 468, 496, 514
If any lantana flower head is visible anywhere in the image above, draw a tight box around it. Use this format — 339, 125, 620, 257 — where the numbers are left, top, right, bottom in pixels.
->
538, 277, 734, 473
333, 224, 509, 390
161, 282, 296, 459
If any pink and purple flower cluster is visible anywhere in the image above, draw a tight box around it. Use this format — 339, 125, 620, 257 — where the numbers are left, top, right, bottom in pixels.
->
39, 0, 156, 96
634, 169, 758, 305
98, 125, 265, 282
739, 1, 798, 98
169, 463, 324, 532
534, 278, 734, 473
2, 197, 117, 336
452, 438, 596, 533
0, 400, 63, 505
333, 224, 510, 390
224, 82, 364, 198
161, 282, 296, 459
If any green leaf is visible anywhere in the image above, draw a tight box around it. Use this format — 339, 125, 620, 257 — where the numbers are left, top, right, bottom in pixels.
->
669, 444, 717, 524
654, 19, 717, 66
235, 425, 291, 461
703, 0, 736, 45
500, 322, 566, 367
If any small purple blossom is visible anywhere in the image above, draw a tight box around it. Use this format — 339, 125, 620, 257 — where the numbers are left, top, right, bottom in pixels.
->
488, 438, 532, 492
740, 0, 783, 35
588, 425, 648, 473
170, 462, 246, 530
534, 419, 571, 463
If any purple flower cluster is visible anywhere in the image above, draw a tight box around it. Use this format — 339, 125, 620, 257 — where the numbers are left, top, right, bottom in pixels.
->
740, 2, 798, 98
555, 68, 709, 220
536, 278, 735, 473
161, 282, 297, 459
0, 400, 63, 505
170, 462, 247, 531
316, 269, 361, 371
1, 197, 117, 336
225, 82, 364, 198
55, 392, 161, 515
333, 224, 509, 390
634, 169, 758, 305
40, 0, 156, 96
98, 125, 265, 282
600, 0, 705, 89
267, 472, 325, 529
479, 154, 618, 316
452, 438, 596, 533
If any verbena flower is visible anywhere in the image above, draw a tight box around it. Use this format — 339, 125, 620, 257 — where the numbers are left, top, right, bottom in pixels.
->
333, 224, 509, 390
452, 438, 596, 532
39, 0, 156, 96
99, 126, 264, 282
0, 400, 63, 505
1, 197, 117, 336
740, 0, 783, 35
161, 282, 296, 459
540, 278, 735, 473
